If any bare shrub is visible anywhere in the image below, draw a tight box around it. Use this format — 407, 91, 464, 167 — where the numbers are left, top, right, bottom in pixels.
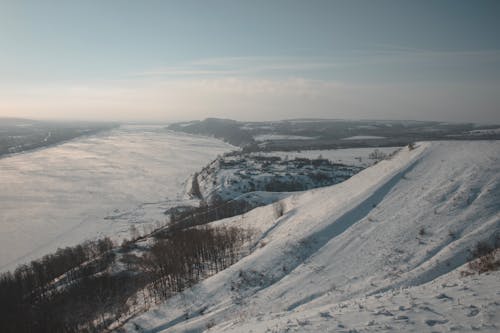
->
448, 229, 458, 239
467, 241, 500, 274
206, 320, 216, 330
369, 149, 387, 161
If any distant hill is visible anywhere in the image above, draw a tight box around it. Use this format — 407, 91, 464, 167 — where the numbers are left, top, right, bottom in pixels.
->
167, 118, 255, 147
167, 118, 500, 151
0, 118, 118, 157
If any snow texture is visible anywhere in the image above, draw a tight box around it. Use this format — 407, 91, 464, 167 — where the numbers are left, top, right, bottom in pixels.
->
123, 141, 500, 333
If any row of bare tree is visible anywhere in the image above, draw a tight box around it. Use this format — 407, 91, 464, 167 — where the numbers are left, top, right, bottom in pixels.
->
0, 237, 134, 333
144, 226, 252, 301
165, 196, 258, 232
0, 223, 251, 332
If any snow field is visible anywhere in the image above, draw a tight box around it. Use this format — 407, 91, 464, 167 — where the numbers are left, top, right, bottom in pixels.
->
124, 141, 500, 333
251, 146, 401, 168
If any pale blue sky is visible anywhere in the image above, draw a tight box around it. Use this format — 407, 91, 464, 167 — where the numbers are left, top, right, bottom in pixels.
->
1, 0, 499, 122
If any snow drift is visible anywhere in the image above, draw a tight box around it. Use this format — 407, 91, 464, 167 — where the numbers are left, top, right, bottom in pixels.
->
124, 141, 500, 333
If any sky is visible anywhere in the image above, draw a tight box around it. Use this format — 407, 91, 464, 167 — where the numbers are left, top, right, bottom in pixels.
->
0, 0, 499, 123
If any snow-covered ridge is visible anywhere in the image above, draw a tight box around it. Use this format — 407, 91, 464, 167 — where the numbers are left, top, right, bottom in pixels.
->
124, 141, 500, 333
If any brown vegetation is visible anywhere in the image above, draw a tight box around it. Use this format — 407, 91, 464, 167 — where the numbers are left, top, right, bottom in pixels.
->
466, 240, 500, 274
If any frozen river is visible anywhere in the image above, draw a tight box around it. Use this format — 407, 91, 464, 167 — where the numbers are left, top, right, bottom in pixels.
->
0, 125, 234, 272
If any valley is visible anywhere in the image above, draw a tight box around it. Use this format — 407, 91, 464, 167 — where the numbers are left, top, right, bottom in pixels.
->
1, 121, 498, 333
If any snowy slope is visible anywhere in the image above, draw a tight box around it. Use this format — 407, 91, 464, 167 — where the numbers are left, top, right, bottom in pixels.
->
123, 141, 500, 333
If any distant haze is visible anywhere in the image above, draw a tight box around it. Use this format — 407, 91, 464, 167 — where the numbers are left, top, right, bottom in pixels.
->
1, 1, 499, 123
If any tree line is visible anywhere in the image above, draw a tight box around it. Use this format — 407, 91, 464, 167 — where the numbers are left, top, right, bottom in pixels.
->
0, 222, 251, 332
162, 196, 260, 233
143, 226, 252, 301
0, 237, 141, 333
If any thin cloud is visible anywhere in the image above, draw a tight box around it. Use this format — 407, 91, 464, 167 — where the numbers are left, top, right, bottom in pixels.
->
2, 77, 499, 123
131, 57, 342, 78
131, 50, 500, 79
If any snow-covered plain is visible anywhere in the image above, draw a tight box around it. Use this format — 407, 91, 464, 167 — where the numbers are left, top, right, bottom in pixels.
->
124, 141, 500, 333
0, 125, 234, 272
254, 134, 316, 141
341, 135, 386, 140
467, 128, 500, 136
251, 146, 400, 168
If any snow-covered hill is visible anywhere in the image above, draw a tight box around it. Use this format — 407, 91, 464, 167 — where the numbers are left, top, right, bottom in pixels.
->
194, 154, 364, 203
191, 147, 400, 204
123, 141, 500, 333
